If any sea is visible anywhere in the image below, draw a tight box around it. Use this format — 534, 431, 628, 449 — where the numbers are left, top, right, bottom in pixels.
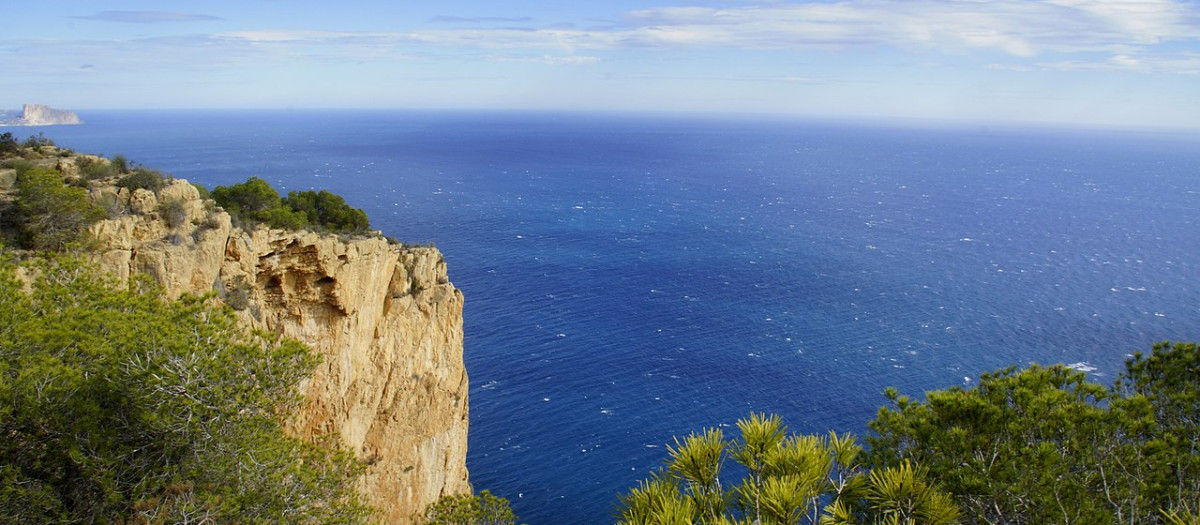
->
22, 110, 1200, 524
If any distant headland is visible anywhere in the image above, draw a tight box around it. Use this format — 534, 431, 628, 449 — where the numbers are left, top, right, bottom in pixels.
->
0, 103, 82, 126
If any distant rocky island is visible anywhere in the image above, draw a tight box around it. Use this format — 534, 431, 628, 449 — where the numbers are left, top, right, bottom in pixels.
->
0, 103, 82, 126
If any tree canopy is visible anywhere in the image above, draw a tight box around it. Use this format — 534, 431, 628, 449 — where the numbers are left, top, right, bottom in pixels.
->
0, 254, 373, 524
616, 413, 958, 525
210, 177, 370, 234
867, 342, 1200, 525
620, 342, 1200, 525
7, 166, 103, 251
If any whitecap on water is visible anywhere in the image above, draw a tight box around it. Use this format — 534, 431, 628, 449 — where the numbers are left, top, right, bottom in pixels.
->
1065, 362, 1097, 373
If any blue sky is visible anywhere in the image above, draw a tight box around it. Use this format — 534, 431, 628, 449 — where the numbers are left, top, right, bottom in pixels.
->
4, 0, 1199, 128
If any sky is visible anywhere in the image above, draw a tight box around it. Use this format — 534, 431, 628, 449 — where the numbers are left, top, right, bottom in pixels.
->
3, 0, 1200, 129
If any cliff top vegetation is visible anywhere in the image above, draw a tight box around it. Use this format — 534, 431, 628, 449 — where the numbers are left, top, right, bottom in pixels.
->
0, 134, 374, 253
0, 253, 375, 523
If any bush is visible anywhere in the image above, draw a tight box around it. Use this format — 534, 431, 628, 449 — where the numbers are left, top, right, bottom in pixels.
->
0, 256, 375, 524
419, 491, 520, 525
0, 132, 18, 157
22, 132, 54, 149
868, 342, 1200, 524
285, 190, 370, 234
211, 178, 370, 234
12, 167, 103, 251
116, 167, 168, 193
616, 413, 958, 525
111, 154, 129, 173
78, 156, 119, 180
211, 176, 282, 216
159, 198, 189, 229
191, 182, 210, 200
97, 192, 126, 219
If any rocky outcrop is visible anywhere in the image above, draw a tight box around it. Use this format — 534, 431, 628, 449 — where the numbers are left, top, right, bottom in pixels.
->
0, 104, 82, 126
88, 178, 469, 523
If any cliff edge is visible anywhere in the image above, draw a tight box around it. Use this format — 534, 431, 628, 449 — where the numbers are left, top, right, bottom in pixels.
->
81, 170, 468, 522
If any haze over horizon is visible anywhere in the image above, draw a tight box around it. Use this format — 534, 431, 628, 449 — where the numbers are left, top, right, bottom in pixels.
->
4, 1, 1200, 130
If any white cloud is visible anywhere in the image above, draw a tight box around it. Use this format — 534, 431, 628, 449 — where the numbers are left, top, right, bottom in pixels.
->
378, 0, 1199, 63
612, 0, 1200, 54
8, 1, 1200, 76
75, 11, 222, 24
475, 54, 601, 65
991, 51, 1200, 73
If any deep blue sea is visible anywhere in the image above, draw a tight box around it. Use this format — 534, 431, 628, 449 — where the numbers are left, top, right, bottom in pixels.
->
24, 111, 1200, 524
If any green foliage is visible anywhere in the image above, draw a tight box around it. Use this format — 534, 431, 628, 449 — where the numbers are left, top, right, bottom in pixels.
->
111, 154, 129, 173
419, 490, 520, 525
257, 204, 310, 230
211, 176, 281, 217
1117, 342, 1200, 518
616, 413, 957, 525
0, 132, 18, 157
211, 177, 371, 234
191, 181, 210, 200
116, 167, 168, 193
3, 158, 36, 177
0, 255, 374, 524
9, 167, 103, 250
22, 132, 54, 150
867, 344, 1200, 525
1163, 500, 1200, 525
159, 198, 188, 229
78, 156, 120, 180
285, 189, 371, 234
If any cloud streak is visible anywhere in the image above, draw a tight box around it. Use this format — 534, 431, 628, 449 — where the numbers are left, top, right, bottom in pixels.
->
15, 1, 1200, 76
74, 11, 223, 24
429, 16, 536, 24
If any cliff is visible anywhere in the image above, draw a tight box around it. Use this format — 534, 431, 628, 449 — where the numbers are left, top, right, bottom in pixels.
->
83, 173, 468, 522
0, 104, 83, 126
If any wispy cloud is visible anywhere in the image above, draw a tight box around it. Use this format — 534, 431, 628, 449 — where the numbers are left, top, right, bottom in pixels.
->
609, 0, 1198, 55
410, 0, 1198, 58
429, 16, 536, 24
74, 11, 223, 24
19, 1, 1200, 76
991, 51, 1200, 74
479, 54, 601, 65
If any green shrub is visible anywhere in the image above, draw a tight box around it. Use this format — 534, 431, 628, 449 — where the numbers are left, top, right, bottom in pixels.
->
221, 275, 253, 311
211, 178, 370, 234
22, 132, 54, 149
419, 491, 520, 525
285, 190, 370, 234
0, 132, 20, 157
116, 167, 168, 193
12, 167, 103, 251
257, 205, 310, 230
78, 156, 119, 180
111, 154, 129, 173
211, 176, 281, 216
159, 198, 188, 229
0, 256, 375, 523
616, 413, 958, 525
3, 158, 36, 177
97, 192, 126, 219
868, 342, 1200, 525
191, 182, 210, 200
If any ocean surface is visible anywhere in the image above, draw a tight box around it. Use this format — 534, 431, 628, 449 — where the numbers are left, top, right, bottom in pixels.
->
26, 111, 1200, 524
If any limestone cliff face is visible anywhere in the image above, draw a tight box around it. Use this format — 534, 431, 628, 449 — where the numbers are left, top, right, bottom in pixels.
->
0, 104, 82, 126
88, 179, 469, 523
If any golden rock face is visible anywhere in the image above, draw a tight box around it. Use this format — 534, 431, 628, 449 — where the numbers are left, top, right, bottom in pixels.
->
89, 178, 470, 524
